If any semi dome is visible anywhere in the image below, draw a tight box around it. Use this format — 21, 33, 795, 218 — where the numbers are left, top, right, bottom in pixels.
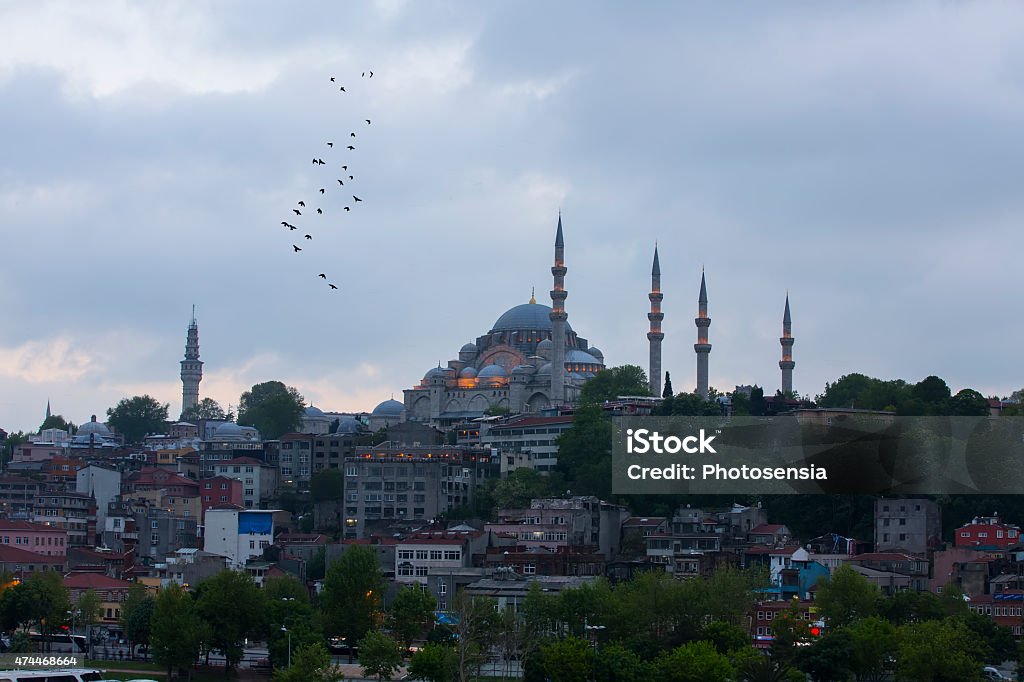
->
372, 399, 405, 417
460, 342, 478, 353
423, 367, 446, 381
491, 303, 573, 333
304, 405, 325, 417
458, 366, 478, 378
477, 364, 508, 379
566, 349, 602, 364
587, 346, 604, 360
537, 362, 552, 375
334, 416, 363, 434
536, 339, 553, 351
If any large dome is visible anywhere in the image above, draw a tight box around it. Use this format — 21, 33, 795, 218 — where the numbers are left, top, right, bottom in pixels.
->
372, 399, 405, 417
491, 303, 572, 333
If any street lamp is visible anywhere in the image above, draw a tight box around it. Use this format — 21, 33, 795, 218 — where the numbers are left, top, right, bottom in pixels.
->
280, 626, 291, 668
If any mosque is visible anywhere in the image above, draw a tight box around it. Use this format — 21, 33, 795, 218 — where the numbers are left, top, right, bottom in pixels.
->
399, 215, 796, 424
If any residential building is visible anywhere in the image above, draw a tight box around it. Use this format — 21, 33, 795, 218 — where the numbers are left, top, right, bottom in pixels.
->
33, 491, 96, 547
212, 456, 278, 508
955, 515, 1022, 550
204, 507, 281, 568
64, 573, 134, 625
0, 545, 66, 577
0, 519, 68, 557
875, 498, 941, 554
75, 464, 122, 533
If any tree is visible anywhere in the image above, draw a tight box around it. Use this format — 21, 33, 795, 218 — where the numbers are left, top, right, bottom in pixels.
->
797, 628, 854, 682
106, 395, 169, 443
950, 389, 991, 417
237, 380, 305, 439
195, 570, 268, 672
555, 402, 613, 499
388, 585, 436, 650
814, 565, 880, 628
360, 630, 404, 681
74, 588, 103, 657
579, 365, 651, 404
150, 583, 204, 679
321, 545, 386, 650
310, 469, 345, 502
452, 591, 498, 682
121, 583, 155, 659
701, 620, 750, 655
650, 640, 734, 682
39, 414, 74, 433
180, 397, 231, 422
23, 571, 71, 640
846, 616, 897, 681
540, 636, 592, 682
409, 642, 457, 682
897, 618, 987, 682
663, 372, 673, 398
490, 468, 558, 510
273, 641, 343, 682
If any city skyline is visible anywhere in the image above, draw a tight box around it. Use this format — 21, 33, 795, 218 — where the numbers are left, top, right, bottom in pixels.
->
2, 2, 1023, 432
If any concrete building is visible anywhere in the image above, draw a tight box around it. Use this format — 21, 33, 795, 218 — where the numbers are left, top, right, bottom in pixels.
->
395, 530, 485, 585
875, 498, 942, 554
76, 464, 122, 533
343, 446, 498, 539
212, 456, 278, 508
480, 415, 574, 473
0, 545, 66, 577
33, 491, 96, 548
955, 514, 1022, 550
204, 507, 280, 568
198, 476, 244, 520
64, 573, 134, 625
135, 507, 199, 563
278, 433, 314, 487
485, 496, 629, 559
0, 519, 68, 557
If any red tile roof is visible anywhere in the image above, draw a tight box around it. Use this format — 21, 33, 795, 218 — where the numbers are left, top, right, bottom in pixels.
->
0, 545, 65, 563
0, 520, 65, 532
749, 524, 788, 534
63, 573, 134, 590
851, 552, 925, 562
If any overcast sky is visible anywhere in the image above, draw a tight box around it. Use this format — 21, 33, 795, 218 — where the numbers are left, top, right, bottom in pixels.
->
2, 1, 1022, 433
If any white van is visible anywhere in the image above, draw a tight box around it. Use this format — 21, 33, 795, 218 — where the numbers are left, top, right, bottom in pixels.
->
0, 670, 104, 682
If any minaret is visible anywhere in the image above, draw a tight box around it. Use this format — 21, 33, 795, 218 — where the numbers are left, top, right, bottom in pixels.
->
694, 270, 711, 399
780, 294, 795, 394
180, 306, 204, 417
647, 245, 664, 397
550, 214, 568, 406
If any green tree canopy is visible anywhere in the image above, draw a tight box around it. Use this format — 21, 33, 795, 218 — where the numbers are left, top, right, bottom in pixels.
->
388, 585, 437, 649
272, 641, 343, 682
310, 468, 345, 502
815, 564, 880, 628
555, 402, 612, 499
195, 570, 268, 672
897, 617, 987, 682
181, 397, 231, 422
409, 642, 457, 682
360, 630, 405, 681
579, 365, 651, 404
950, 389, 991, 416
151, 583, 204, 678
106, 395, 169, 443
237, 381, 305, 439
39, 414, 75, 433
650, 640, 734, 682
321, 545, 386, 647
120, 583, 155, 655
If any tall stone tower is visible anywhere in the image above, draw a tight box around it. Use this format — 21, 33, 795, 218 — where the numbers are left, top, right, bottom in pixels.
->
780, 294, 795, 394
694, 271, 711, 399
550, 215, 568, 406
180, 306, 203, 418
647, 245, 664, 397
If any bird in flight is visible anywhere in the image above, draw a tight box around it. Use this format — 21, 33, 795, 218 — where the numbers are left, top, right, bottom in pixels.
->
347, 145, 355, 150
337, 179, 344, 186
281, 222, 296, 230
350, 132, 356, 137
298, 201, 305, 207
319, 273, 327, 279
317, 158, 326, 165
341, 165, 348, 171
305, 234, 313, 240
329, 283, 338, 290
353, 195, 362, 202
365, 119, 371, 125
327, 142, 333, 148
330, 77, 335, 82
293, 209, 302, 216
340, 86, 346, 92
293, 245, 302, 252
344, 206, 350, 211
348, 175, 354, 180
319, 188, 325, 194
317, 208, 323, 214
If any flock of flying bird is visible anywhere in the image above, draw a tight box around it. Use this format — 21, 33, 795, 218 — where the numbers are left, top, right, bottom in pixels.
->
279, 70, 374, 291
